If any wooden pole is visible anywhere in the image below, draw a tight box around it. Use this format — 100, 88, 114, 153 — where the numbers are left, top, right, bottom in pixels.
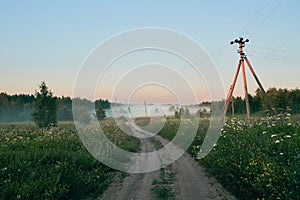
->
222, 60, 241, 119
244, 57, 276, 114
144, 100, 147, 117
241, 57, 251, 125
225, 37, 276, 125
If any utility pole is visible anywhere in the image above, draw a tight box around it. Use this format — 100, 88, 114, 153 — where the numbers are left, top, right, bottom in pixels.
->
144, 100, 147, 117
223, 37, 276, 125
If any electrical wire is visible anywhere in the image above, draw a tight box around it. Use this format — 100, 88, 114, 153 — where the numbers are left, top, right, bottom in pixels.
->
249, 0, 283, 37
178, 45, 230, 74
152, 44, 232, 86
250, 44, 286, 52
253, 27, 300, 65
248, 54, 298, 62
240, 0, 269, 36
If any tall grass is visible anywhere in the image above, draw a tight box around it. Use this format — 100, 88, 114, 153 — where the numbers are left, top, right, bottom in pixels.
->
0, 121, 140, 199
154, 112, 299, 199
192, 113, 299, 199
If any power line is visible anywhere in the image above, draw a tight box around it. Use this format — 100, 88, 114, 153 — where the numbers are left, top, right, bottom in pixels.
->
250, 0, 283, 37
177, 45, 230, 74
240, 0, 283, 38
255, 27, 300, 66
250, 44, 287, 52
241, 0, 269, 36
248, 54, 298, 62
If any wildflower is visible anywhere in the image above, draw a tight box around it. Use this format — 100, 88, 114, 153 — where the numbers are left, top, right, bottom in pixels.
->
271, 134, 277, 138
275, 140, 280, 144
284, 135, 291, 138
262, 131, 267, 134
287, 122, 292, 126
279, 153, 284, 155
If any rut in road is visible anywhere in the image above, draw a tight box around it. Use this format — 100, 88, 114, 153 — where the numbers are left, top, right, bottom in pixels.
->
100, 121, 235, 200
100, 137, 160, 200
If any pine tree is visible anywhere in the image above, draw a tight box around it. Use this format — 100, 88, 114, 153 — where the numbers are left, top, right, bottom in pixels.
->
32, 82, 57, 127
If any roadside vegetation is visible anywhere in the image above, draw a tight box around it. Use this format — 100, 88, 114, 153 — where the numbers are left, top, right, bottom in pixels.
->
1, 82, 299, 199
155, 110, 299, 199
0, 120, 140, 200
198, 111, 299, 199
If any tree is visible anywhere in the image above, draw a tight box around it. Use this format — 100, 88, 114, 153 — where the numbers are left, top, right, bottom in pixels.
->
73, 106, 91, 124
57, 96, 73, 121
95, 104, 106, 120
95, 98, 111, 109
174, 110, 181, 118
32, 82, 57, 127
174, 106, 189, 118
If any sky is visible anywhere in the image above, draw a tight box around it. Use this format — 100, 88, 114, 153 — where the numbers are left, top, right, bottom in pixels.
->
1, 0, 299, 104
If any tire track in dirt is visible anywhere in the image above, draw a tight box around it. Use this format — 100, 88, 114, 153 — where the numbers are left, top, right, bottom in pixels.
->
100, 122, 236, 200
155, 135, 235, 200
100, 128, 161, 200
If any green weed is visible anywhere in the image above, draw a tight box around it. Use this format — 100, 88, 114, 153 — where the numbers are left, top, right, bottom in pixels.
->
0, 120, 140, 199
151, 166, 175, 200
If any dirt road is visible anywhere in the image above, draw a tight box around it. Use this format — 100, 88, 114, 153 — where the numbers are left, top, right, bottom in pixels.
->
100, 137, 160, 200
100, 121, 235, 200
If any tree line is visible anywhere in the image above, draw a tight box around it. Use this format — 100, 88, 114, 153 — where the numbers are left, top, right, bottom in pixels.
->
0, 82, 111, 123
226, 87, 300, 115
1, 83, 299, 124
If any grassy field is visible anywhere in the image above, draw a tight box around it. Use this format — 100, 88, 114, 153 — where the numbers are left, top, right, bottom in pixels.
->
156, 112, 299, 199
1, 113, 299, 199
0, 120, 140, 200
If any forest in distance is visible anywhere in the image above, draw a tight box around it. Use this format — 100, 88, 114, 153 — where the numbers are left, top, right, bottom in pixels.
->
0, 94, 110, 123
0, 87, 300, 123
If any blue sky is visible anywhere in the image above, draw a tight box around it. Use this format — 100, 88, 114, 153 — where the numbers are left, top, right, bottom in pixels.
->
0, 0, 299, 103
